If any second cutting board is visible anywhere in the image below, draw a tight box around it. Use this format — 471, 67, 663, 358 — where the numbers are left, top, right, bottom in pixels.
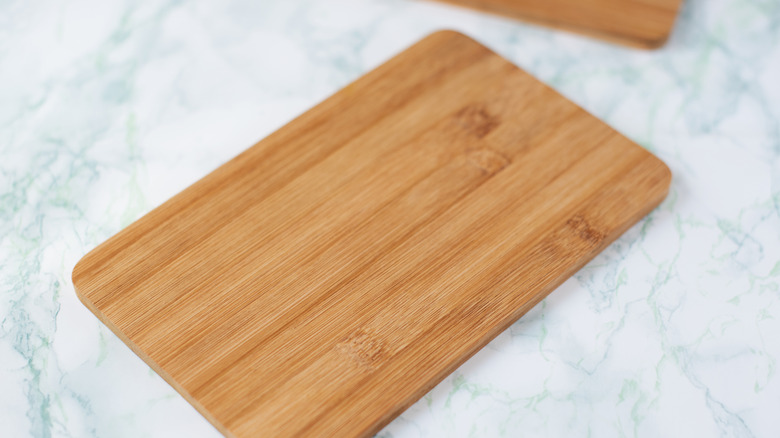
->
73, 31, 671, 437
435, 0, 683, 48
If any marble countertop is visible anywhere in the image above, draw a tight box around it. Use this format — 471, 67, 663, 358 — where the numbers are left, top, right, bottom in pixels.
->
2, 0, 778, 436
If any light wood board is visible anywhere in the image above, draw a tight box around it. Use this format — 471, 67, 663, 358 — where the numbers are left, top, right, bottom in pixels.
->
434, 0, 683, 48
73, 31, 671, 437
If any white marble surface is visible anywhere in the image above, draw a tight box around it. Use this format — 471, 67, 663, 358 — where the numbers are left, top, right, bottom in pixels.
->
1, 0, 779, 436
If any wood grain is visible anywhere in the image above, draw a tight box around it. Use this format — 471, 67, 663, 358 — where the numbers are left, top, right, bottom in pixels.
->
73, 31, 671, 437
433, 0, 683, 48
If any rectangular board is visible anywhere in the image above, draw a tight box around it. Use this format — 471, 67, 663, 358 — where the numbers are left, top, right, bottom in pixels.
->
73, 31, 671, 437
434, 0, 683, 48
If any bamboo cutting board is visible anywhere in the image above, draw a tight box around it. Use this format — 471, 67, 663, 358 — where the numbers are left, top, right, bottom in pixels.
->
73, 31, 670, 437
435, 0, 683, 48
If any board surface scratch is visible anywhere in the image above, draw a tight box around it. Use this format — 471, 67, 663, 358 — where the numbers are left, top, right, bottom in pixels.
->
73, 31, 671, 438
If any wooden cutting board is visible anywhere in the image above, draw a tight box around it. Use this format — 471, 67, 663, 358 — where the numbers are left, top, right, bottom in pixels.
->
73, 31, 670, 438
435, 0, 683, 48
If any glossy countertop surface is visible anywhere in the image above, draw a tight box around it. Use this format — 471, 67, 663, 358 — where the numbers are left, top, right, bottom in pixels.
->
1, 0, 778, 436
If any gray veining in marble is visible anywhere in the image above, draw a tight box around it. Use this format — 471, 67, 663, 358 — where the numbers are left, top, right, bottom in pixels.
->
1, 0, 778, 436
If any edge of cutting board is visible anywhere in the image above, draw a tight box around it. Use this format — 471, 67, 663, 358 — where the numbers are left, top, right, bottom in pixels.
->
73, 284, 234, 436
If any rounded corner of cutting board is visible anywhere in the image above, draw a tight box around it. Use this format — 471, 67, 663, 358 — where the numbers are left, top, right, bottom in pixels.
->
642, 149, 673, 202
72, 251, 100, 309
635, 22, 678, 50
649, 0, 686, 49
425, 28, 473, 42
420, 29, 490, 52
658, 160, 673, 194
